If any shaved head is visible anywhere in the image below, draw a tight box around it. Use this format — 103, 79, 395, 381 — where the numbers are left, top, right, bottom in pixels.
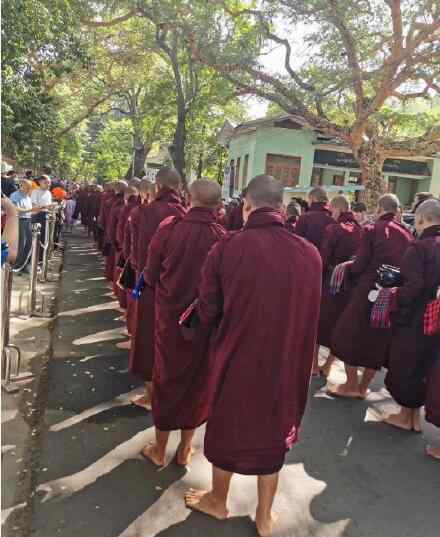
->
378, 193, 400, 214
129, 178, 141, 188
114, 180, 128, 194
415, 199, 440, 223
331, 195, 350, 212
309, 187, 328, 203
124, 185, 139, 200
190, 179, 221, 209
156, 166, 181, 190
139, 179, 155, 194
246, 175, 283, 209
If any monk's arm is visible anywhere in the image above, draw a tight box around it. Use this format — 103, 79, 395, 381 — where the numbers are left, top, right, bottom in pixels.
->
197, 242, 223, 326
144, 225, 169, 287
396, 246, 424, 307
348, 228, 372, 277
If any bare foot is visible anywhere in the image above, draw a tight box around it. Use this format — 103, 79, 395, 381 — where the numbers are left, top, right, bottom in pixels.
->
132, 395, 152, 410
141, 442, 165, 467
426, 445, 440, 460
174, 444, 195, 467
256, 510, 278, 537
116, 340, 131, 350
383, 412, 413, 431
184, 489, 228, 520
327, 383, 364, 399
412, 409, 422, 433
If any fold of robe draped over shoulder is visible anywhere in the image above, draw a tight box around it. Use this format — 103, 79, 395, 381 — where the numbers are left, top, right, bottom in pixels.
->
318, 212, 363, 348
197, 208, 322, 475
385, 225, 440, 408
144, 207, 225, 431
331, 213, 413, 370
129, 188, 186, 382
295, 202, 335, 251
426, 355, 440, 427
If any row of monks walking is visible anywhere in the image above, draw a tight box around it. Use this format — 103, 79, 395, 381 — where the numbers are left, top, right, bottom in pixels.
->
74, 170, 440, 537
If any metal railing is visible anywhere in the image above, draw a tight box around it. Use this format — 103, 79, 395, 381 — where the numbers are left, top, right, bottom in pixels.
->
1, 207, 63, 392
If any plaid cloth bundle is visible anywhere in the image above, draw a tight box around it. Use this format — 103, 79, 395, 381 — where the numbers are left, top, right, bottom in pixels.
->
330, 260, 353, 295
370, 287, 397, 329
424, 298, 440, 336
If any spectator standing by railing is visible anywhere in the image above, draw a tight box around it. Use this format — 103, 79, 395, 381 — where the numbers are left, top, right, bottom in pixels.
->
31, 175, 55, 262
10, 179, 39, 274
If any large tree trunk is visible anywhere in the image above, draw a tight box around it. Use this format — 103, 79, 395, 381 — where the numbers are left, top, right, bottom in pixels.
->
170, 107, 187, 187
356, 138, 387, 210
125, 142, 150, 180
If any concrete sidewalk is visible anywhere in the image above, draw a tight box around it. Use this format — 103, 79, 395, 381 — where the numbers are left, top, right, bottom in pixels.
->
3, 230, 440, 537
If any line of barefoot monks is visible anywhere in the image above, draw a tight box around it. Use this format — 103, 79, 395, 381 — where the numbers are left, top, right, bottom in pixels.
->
79, 169, 439, 537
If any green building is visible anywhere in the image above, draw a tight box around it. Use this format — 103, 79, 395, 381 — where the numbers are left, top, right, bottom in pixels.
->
219, 114, 440, 206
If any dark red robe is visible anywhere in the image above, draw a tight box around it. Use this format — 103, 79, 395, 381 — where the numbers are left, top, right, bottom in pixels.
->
331, 213, 413, 370
144, 207, 225, 430
285, 215, 297, 234
426, 354, 440, 427
128, 188, 186, 382
227, 201, 244, 230
104, 193, 124, 282
197, 208, 322, 475
113, 195, 139, 307
295, 202, 335, 251
317, 212, 363, 348
98, 192, 115, 256
385, 225, 440, 408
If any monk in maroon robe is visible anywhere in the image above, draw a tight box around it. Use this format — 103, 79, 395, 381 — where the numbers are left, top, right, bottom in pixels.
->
295, 186, 335, 250
284, 201, 301, 234
98, 184, 115, 257
425, 352, 440, 460
141, 180, 225, 467
185, 175, 322, 537
113, 185, 139, 311
105, 181, 127, 283
329, 194, 413, 399
122, 180, 155, 355
129, 168, 185, 409
87, 185, 102, 241
380, 199, 440, 432
226, 191, 246, 230
317, 196, 363, 377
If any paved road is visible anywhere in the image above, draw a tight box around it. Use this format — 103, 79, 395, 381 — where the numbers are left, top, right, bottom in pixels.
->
7, 230, 440, 537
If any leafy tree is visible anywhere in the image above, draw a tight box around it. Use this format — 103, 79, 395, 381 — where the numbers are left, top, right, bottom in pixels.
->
185, 0, 440, 207
1, 0, 87, 159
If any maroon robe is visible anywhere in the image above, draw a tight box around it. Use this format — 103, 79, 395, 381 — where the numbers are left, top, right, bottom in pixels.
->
227, 201, 244, 230
285, 215, 297, 234
144, 207, 225, 430
295, 202, 335, 250
426, 355, 440, 427
129, 188, 186, 382
331, 213, 413, 370
113, 195, 139, 307
317, 212, 363, 348
385, 225, 440, 408
197, 208, 322, 475
104, 193, 124, 282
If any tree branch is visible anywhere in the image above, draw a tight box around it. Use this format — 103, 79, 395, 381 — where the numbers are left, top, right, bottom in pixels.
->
81, 10, 138, 28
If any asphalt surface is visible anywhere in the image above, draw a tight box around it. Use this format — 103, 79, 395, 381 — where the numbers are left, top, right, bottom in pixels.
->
6, 229, 440, 537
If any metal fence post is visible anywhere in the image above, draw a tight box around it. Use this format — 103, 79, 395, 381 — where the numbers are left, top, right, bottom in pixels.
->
29, 224, 41, 316
1, 264, 22, 393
